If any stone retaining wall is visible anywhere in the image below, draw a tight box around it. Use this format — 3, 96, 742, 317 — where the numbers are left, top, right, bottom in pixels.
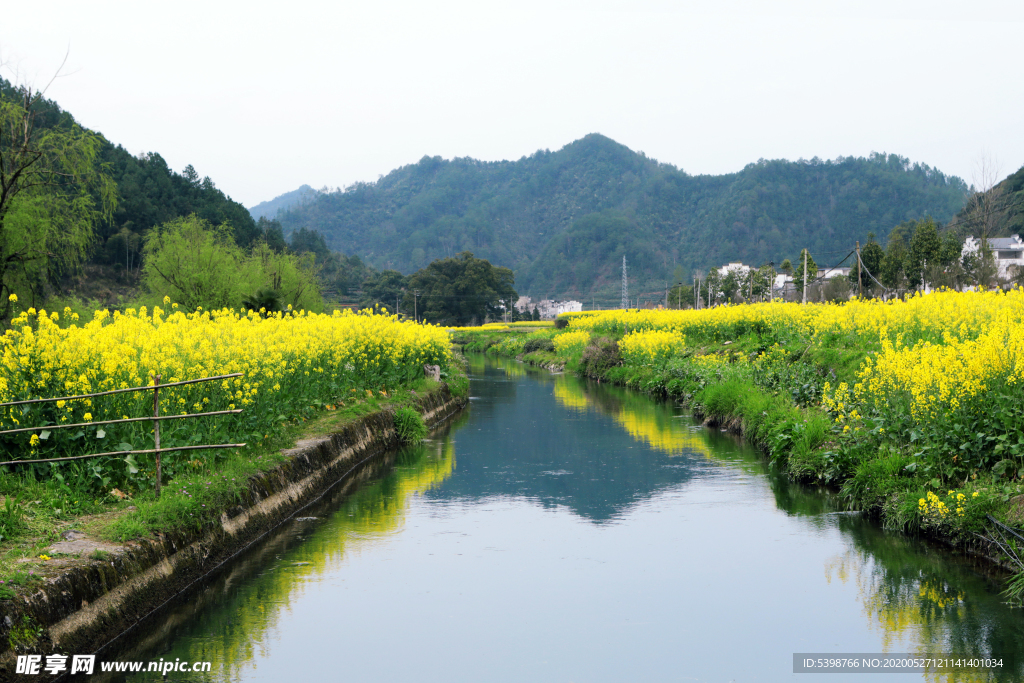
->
0, 385, 467, 681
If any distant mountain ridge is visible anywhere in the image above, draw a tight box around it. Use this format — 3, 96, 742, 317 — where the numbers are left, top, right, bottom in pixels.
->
249, 184, 318, 220
272, 134, 969, 301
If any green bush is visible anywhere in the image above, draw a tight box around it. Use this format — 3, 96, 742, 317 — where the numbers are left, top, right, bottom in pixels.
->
523, 337, 555, 353
394, 407, 427, 443
580, 337, 621, 375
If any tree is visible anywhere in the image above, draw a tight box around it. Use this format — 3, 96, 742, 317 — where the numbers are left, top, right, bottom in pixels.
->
742, 266, 772, 302
0, 79, 116, 316
719, 269, 741, 303
963, 239, 998, 288
143, 214, 322, 311
790, 249, 817, 296
908, 218, 941, 289
288, 226, 331, 260
406, 252, 517, 326
823, 274, 852, 303
880, 231, 908, 293
667, 282, 693, 309
142, 215, 243, 311
704, 269, 722, 306
361, 269, 407, 312
256, 217, 287, 252
243, 240, 321, 312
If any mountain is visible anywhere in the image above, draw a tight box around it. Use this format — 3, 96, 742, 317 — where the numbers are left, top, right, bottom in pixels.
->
0, 77, 273, 304
276, 134, 968, 301
249, 184, 318, 220
949, 163, 1024, 239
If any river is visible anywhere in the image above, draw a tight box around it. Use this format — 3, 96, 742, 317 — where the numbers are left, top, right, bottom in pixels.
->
102, 355, 1023, 682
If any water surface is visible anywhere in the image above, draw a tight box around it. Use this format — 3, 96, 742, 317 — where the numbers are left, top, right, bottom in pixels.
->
106, 356, 1023, 682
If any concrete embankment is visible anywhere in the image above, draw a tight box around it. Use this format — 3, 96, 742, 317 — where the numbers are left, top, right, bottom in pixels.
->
0, 385, 466, 680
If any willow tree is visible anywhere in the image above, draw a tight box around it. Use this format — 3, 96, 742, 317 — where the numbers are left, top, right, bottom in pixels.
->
0, 80, 116, 317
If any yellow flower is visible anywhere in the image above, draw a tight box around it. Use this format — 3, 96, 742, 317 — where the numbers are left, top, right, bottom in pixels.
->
83, 413, 92, 421
30, 434, 40, 447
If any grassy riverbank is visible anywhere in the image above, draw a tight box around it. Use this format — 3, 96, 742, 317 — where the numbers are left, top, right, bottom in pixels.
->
0, 304, 467, 601
454, 292, 1024, 584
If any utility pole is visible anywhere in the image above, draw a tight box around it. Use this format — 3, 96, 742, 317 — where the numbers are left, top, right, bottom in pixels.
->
621, 255, 628, 309
414, 290, 420, 323
748, 268, 753, 303
856, 241, 863, 298
802, 250, 808, 305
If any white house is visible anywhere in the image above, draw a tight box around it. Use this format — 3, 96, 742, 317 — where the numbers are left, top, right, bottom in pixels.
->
962, 235, 1024, 280
515, 297, 583, 319
716, 262, 752, 278
554, 300, 583, 315
819, 266, 851, 281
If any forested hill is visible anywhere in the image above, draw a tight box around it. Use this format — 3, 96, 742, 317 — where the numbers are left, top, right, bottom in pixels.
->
249, 184, 317, 220
0, 77, 261, 283
950, 163, 1024, 239
276, 134, 968, 300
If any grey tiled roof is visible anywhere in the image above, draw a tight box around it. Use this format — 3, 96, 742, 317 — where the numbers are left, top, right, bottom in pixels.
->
987, 237, 1022, 249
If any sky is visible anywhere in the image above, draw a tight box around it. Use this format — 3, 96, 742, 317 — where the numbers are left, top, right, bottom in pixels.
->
3, 0, 1023, 208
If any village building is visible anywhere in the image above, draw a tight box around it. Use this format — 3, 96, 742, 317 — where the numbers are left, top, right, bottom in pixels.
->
962, 235, 1024, 280
515, 297, 583, 319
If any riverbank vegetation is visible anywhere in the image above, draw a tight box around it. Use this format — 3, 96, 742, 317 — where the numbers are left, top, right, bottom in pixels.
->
0, 301, 464, 594
454, 290, 1024, 576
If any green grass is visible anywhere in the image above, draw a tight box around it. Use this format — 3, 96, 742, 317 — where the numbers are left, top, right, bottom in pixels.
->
453, 322, 1024, 557
0, 374, 461, 591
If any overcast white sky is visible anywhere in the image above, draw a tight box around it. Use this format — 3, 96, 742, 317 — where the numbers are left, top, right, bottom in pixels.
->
4, 0, 1022, 208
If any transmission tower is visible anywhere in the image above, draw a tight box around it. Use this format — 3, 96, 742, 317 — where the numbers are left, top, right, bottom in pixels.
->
621, 255, 628, 309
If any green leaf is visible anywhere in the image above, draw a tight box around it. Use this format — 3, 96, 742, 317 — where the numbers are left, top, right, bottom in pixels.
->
39, 430, 50, 440
96, 429, 106, 439
117, 442, 133, 452
993, 459, 1015, 477
124, 455, 139, 475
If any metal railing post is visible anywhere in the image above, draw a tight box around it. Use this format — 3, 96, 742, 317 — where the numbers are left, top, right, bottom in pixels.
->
0, 372, 247, 471
153, 374, 162, 499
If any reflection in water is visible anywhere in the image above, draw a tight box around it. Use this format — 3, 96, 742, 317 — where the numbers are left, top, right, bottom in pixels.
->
551, 373, 713, 458
824, 514, 1022, 682
106, 438, 457, 682
105, 355, 1024, 682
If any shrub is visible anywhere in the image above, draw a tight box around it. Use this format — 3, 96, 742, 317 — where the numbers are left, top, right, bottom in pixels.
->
524, 337, 556, 353
579, 337, 621, 375
394, 407, 427, 443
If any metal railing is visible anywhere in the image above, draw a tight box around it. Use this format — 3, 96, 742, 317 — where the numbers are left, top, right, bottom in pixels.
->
0, 372, 247, 498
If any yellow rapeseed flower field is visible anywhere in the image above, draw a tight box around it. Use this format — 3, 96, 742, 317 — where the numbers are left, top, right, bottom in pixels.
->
1, 305, 451, 473
557, 288, 1024, 478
